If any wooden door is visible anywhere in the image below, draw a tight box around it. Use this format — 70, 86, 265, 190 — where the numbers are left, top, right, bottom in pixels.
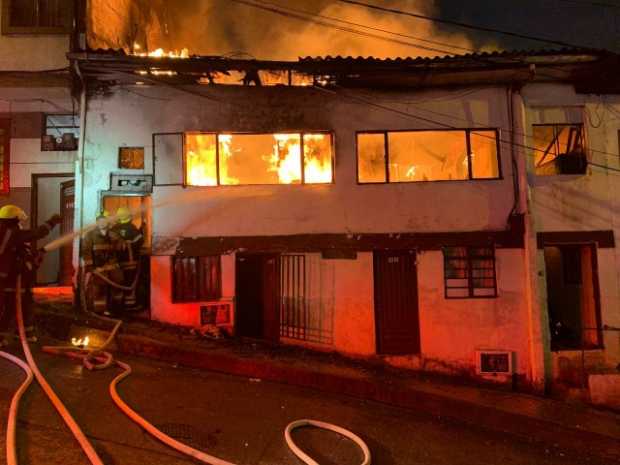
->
58, 179, 75, 285
373, 251, 420, 355
235, 254, 280, 342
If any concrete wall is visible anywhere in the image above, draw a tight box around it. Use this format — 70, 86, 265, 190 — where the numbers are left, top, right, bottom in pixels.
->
522, 83, 620, 377
80, 85, 517, 235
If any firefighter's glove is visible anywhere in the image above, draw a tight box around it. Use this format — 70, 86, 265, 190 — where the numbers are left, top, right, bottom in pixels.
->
47, 214, 62, 227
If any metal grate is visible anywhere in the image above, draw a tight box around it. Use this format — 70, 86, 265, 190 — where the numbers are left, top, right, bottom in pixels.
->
280, 254, 333, 344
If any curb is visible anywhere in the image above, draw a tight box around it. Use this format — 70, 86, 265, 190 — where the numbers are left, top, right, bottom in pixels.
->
116, 333, 620, 461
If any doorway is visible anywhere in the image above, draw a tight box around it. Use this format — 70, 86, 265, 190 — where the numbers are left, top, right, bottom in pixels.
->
235, 253, 280, 341
31, 173, 74, 285
101, 194, 152, 247
544, 244, 602, 350
373, 250, 420, 355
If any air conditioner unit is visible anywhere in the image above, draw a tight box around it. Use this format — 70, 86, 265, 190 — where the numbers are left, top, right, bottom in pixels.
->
199, 301, 233, 327
476, 350, 513, 375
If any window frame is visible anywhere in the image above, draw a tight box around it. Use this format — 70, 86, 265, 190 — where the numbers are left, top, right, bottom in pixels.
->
171, 255, 222, 303
183, 131, 335, 187
1, 0, 72, 35
443, 246, 498, 299
0, 118, 10, 195
532, 123, 587, 176
41, 113, 80, 151
356, 128, 502, 184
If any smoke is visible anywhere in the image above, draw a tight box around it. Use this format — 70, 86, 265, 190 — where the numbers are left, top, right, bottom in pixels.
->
88, 0, 484, 59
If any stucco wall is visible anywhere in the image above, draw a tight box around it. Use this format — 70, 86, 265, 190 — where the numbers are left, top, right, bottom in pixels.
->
522, 83, 620, 373
81, 85, 517, 237
0, 0, 69, 71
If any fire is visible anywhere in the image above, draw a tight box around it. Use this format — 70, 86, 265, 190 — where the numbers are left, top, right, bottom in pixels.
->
185, 133, 332, 186
132, 43, 190, 59
71, 336, 90, 348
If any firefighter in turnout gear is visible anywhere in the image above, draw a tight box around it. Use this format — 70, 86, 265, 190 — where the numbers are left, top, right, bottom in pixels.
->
0, 205, 61, 346
111, 207, 143, 311
82, 211, 124, 315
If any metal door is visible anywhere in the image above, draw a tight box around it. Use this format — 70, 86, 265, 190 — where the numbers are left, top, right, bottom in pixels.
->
373, 251, 420, 355
58, 179, 75, 285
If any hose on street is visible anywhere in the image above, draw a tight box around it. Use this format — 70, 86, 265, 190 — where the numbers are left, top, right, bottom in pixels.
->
4, 272, 372, 465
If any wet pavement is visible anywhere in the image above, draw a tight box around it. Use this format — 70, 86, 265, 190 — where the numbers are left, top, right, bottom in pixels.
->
0, 346, 612, 465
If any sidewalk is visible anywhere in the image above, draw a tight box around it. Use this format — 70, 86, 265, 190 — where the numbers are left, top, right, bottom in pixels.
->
34, 302, 620, 462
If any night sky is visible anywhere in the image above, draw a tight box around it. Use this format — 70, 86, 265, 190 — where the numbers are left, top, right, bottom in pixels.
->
435, 0, 619, 52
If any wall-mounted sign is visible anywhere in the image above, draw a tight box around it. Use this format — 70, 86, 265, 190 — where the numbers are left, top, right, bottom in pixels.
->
110, 173, 153, 193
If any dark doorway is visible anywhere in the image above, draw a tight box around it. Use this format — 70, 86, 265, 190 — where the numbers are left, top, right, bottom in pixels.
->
544, 244, 602, 351
235, 253, 280, 341
59, 179, 75, 286
31, 173, 73, 285
373, 250, 420, 355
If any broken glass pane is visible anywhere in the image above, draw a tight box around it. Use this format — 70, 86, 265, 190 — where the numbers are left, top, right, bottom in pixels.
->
357, 133, 386, 183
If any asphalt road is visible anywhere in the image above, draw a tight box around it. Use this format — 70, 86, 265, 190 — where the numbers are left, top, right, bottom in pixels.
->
0, 347, 609, 465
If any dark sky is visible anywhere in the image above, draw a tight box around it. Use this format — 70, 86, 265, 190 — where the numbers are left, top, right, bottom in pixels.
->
435, 0, 619, 51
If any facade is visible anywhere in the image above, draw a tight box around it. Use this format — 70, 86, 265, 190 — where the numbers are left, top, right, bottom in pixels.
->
0, 0, 79, 285
69, 48, 620, 392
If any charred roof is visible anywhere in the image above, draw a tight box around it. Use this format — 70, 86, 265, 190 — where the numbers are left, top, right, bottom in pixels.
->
68, 48, 620, 94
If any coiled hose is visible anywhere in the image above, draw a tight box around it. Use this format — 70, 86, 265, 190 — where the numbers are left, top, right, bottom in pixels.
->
3, 273, 371, 465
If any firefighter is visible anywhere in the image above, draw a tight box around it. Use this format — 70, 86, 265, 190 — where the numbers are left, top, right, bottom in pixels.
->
111, 207, 144, 311
0, 205, 61, 346
81, 211, 124, 316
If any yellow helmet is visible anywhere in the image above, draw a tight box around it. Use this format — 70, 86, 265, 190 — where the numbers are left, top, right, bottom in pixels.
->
116, 207, 132, 224
0, 205, 28, 221
96, 210, 110, 221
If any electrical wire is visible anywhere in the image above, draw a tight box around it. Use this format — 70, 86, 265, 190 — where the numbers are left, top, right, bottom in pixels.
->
316, 84, 620, 173
338, 0, 594, 49
227, 0, 474, 55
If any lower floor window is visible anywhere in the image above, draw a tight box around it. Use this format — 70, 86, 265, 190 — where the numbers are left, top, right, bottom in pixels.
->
444, 246, 497, 298
172, 256, 221, 302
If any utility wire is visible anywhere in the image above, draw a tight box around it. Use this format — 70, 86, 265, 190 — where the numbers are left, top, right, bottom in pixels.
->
229, 0, 475, 54
558, 0, 620, 8
226, 0, 458, 56
317, 84, 620, 173
339, 0, 595, 50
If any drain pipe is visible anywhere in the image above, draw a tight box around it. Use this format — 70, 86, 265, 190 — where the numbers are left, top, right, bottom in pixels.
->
73, 60, 87, 284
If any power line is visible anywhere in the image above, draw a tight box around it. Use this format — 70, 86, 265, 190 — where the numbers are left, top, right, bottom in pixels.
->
339, 0, 593, 50
317, 84, 620, 173
226, 0, 458, 56
231, 0, 475, 54
558, 0, 620, 8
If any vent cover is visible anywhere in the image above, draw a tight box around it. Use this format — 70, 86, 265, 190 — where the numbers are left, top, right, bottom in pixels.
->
200, 302, 232, 326
476, 350, 513, 375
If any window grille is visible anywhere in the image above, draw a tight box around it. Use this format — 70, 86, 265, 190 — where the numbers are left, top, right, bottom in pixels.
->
444, 247, 497, 298
172, 256, 222, 303
280, 254, 334, 344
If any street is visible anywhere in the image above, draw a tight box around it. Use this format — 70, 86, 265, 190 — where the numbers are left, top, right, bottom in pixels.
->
0, 349, 608, 465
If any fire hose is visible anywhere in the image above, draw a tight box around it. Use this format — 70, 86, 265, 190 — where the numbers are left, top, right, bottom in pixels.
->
2, 273, 372, 465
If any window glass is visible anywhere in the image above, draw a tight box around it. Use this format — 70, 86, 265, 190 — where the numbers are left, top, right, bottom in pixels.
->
172, 256, 222, 302
533, 124, 586, 175
5, 0, 70, 30
303, 134, 332, 184
185, 132, 333, 186
470, 131, 500, 179
388, 131, 468, 182
357, 133, 386, 183
186, 134, 217, 186
444, 246, 497, 298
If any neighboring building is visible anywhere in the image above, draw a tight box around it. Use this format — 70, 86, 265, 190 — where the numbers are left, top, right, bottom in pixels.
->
68, 47, 620, 392
0, 0, 81, 285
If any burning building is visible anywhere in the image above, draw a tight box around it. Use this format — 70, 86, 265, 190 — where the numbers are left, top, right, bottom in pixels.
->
68, 43, 620, 394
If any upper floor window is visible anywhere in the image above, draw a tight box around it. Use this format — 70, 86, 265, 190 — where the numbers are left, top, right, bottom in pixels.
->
41, 114, 79, 151
2, 0, 72, 34
533, 124, 587, 176
357, 129, 500, 183
185, 132, 333, 186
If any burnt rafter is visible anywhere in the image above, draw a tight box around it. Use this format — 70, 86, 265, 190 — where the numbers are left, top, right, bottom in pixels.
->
66, 48, 618, 91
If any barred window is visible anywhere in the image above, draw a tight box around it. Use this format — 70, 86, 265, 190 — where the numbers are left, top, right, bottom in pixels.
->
444, 247, 497, 298
172, 256, 221, 303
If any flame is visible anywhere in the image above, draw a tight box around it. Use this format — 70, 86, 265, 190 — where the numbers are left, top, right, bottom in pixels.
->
132, 44, 190, 59
71, 336, 90, 348
186, 133, 332, 186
